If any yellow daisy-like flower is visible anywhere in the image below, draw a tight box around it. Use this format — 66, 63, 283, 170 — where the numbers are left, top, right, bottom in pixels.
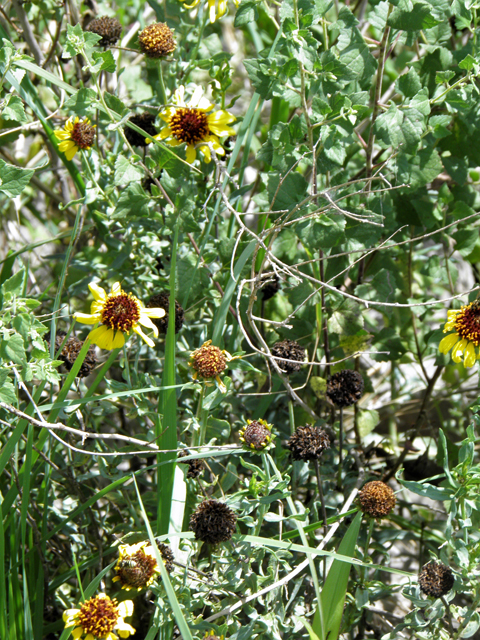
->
112, 541, 161, 591
438, 300, 480, 368
54, 116, 96, 161
203, 631, 224, 640
178, 0, 238, 23
152, 85, 236, 164
73, 282, 165, 350
63, 593, 135, 640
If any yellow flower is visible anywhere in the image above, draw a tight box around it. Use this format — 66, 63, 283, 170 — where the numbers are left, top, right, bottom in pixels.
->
203, 631, 224, 640
179, 0, 238, 23
152, 85, 236, 164
112, 541, 161, 591
63, 593, 135, 640
73, 282, 165, 350
54, 116, 96, 161
438, 300, 480, 368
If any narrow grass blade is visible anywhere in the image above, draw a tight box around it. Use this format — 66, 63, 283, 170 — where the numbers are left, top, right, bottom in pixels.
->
314, 512, 362, 640
158, 223, 179, 534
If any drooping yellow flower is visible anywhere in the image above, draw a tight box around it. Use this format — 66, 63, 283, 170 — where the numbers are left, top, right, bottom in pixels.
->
152, 85, 236, 164
73, 282, 165, 350
63, 593, 135, 640
178, 0, 238, 23
54, 116, 96, 161
112, 541, 161, 591
438, 300, 480, 368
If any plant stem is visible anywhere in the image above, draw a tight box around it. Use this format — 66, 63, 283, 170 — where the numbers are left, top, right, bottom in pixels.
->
337, 406, 344, 488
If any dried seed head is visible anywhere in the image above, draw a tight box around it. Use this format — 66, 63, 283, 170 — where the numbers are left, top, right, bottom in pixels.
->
190, 342, 227, 379
85, 16, 122, 47
138, 23, 176, 58
155, 541, 175, 573
358, 481, 396, 518
260, 274, 280, 300
418, 561, 454, 598
189, 499, 237, 544
326, 369, 364, 407
287, 425, 330, 462
271, 339, 305, 374
178, 450, 205, 479
50, 331, 97, 378
124, 112, 158, 148
147, 291, 184, 334
239, 419, 274, 451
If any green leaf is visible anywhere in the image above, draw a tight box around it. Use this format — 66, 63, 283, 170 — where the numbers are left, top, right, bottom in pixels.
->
335, 7, 377, 83
397, 67, 422, 97
358, 409, 380, 437
113, 183, 150, 218
1, 268, 25, 295
0, 333, 26, 365
398, 478, 452, 501
207, 417, 231, 439
396, 147, 443, 191
0, 370, 16, 403
310, 376, 327, 399
0, 159, 34, 197
388, 1, 439, 31
459, 53, 475, 71
314, 512, 362, 640
328, 306, 364, 335
1, 94, 27, 122
356, 268, 398, 303
91, 50, 116, 73
114, 156, 144, 185
234, 0, 260, 26
64, 88, 97, 115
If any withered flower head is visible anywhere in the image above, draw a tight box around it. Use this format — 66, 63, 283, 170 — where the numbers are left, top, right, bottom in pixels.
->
271, 339, 305, 374
239, 419, 274, 452
189, 340, 236, 392
358, 481, 396, 518
147, 291, 185, 334
418, 561, 454, 598
190, 499, 237, 544
138, 23, 176, 58
287, 425, 330, 462
85, 16, 122, 47
155, 541, 175, 573
50, 331, 97, 378
261, 274, 280, 300
125, 112, 158, 148
178, 450, 205, 479
203, 632, 224, 640
326, 369, 364, 407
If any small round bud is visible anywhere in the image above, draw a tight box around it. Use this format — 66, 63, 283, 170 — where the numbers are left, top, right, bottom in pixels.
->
271, 339, 305, 374
239, 419, 274, 451
287, 425, 330, 462
147, 291, 184, 334
138, 23, 176, 58
326, 369, 364, 407
260, 274, 280, 300
190, 499, 237, 544
418, 562, 454, 598
358, 481, 396, 518
85, 16, 122, 47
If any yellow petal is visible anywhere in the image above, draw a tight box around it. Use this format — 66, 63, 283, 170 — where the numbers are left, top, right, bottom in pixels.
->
89, 282, 107, 302
54, 129, 71, 140
185, 145, 197, 163
452, 339, 467, 363
73, 312, 101, 325
143, 306, 166, 319
199, 144, 212, 163
65, 144, 79, 161
72, 628, 84, 639
439, 333, 458, 354
464, 342, 476, 368
110, 282, 122, 295
138, 313, 159, 335
89, 326, 124, 350
132, 325, 155, 348
117, 623, 136, 638
208, 0, 217, 22
118, 600, 134, 617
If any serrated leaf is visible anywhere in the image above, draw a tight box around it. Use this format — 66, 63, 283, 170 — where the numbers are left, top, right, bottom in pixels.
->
92, 50, 116, 73
0, 375, 16, 403
113, 183, 150, 218
64, 88, 97, 115
234, 0, 260, 26
0, 159, 34, 197
388, 1, 439, 31
114, 156, 144, 185
0, 333, 26, 365
1, 268, 24, 295
328, 307, 364, 335
1, 94, 27, 122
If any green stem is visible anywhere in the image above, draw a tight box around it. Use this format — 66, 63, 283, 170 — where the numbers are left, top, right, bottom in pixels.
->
337, 407, 344, 489
360, 518, 375, 584
157, 61, 167, 105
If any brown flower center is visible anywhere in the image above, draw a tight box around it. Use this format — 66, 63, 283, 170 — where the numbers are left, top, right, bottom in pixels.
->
116, 549, 158, 588
169, 108, 210, 145
454, 301, 480, 346
77, 595, 119, 637
191, 344, 227, 378
71, 120, 96, 149
101, 293, 141, 332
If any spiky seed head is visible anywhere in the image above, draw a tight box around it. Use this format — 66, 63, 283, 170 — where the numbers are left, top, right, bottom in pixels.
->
358, 481, 396, 518
189, 499, 237, 544
326, 369, 364, 407
286, 425, 330, 462
418, 562, 454, 598
138, 23, 176, 58
271, 339, 305, 374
